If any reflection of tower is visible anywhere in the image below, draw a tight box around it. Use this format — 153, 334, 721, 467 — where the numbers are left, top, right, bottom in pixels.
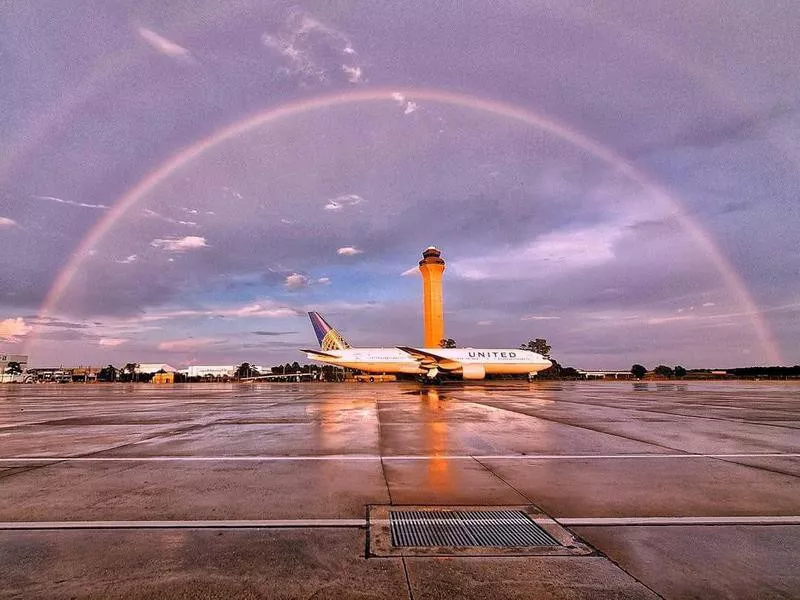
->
421, 388, 452, 493
419, 246, 446, 347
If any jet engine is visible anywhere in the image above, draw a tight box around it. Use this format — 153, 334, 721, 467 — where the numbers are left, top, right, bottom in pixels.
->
460, 364, 486, 380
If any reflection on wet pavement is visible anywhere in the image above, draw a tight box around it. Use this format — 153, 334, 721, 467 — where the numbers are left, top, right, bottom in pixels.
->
1, 381, 798, 598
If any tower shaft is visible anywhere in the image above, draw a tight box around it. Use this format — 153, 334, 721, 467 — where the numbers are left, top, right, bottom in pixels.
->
419, 247, 445, 348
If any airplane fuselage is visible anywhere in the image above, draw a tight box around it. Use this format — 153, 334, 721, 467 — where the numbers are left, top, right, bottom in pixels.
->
304, 347, 551, 378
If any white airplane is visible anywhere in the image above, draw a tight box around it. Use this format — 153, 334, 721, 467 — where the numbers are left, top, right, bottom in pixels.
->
301, 312, 551, 381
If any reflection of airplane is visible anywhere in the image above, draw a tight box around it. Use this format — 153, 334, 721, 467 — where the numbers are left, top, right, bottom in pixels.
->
301, 312, 551, 381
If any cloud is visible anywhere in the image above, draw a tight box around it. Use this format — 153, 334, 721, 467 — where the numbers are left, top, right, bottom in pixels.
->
645, 315, 695, 325
477, 320, 493, 326
702, 302, 716, 307
26, 317, 90, 329
35, 195, 108, 209
137, 27, 193, 62
157, 338, 216, 352
262, 10, 363, 85
143, 208, 197, 227
222, 186, 243, 200
316, 277, 331, 285
115, 254, 137, 264
226, 302, 301, 318
401, 267, 418, 276
342, 65, 363, 83
284, 273, 310, 290
451, 224, 627, 281
252, 330, 297, 336
98, 338, 127, 346
0, 217, 18, 228
337, 246, 362, 256
0, 318, 31, 341
521, 315, 562, 321
150, 236, 207, 252
324, 194, 364, 210
392, 91, 419, 115
134, 301, 302, 322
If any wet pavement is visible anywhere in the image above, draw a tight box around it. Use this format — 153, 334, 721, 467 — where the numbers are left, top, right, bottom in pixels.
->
0, 381, 798, 598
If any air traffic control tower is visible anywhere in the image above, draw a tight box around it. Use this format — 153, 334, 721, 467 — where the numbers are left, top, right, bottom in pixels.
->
419, 246, 446, 347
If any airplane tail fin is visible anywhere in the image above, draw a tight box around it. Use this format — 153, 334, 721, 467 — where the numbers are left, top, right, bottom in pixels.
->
308, 312, 352, 351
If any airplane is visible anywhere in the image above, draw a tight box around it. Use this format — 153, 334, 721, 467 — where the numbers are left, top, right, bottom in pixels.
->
301, 312, 552, 381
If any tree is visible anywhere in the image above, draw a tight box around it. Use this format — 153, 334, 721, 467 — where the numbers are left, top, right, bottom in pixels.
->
520, 338, 551, 358
4, 361, 22, 375
674, 365, 687, 378
98, 365, 118, 382
654, 365, 674, 378
118, 363, 139, 382
560, 366, 582, 379
537, 358, 562, 379
236, 362, 252, 380
439, 338, 457, 348
631, 364, 647, 379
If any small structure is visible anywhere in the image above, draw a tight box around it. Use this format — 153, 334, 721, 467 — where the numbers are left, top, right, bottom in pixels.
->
152, 370, 175, 384
70, 366, 99, 382
577, 370, 634, 380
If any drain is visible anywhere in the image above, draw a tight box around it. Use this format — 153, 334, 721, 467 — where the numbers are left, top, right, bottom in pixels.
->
368, 505, 593, 557
390, 509, 559, 547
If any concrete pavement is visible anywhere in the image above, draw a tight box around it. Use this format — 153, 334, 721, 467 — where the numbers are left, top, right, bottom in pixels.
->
1, 381, 798, 598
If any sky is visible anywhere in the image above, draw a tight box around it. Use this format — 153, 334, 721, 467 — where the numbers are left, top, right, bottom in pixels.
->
1, 1, 798, 369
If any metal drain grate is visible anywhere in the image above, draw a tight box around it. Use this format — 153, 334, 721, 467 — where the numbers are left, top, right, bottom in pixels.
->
390, 510, 560, 548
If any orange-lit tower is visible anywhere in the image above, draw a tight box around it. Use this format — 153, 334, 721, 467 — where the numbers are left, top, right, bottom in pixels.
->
419, 246, 446, 347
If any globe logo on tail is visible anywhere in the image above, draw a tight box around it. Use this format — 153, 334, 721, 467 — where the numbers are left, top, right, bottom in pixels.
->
308, 311, 352, 351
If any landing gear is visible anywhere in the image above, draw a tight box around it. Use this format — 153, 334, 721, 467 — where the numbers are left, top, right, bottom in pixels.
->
417, 368, 443, 385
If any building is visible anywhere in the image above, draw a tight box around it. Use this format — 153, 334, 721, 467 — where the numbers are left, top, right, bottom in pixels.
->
1, 353, 28, 373
70, 366, 99, 382
136, 364, 177, 375
1, 353, 30, 383
152, 371, 175, 384
179, 365, 235, 379
419, 246, 446, 348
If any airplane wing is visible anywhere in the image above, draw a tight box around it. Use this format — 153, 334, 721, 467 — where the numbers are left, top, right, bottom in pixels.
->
397, 346, 462, 371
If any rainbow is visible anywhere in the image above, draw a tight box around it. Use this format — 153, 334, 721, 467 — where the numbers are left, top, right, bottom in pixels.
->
35, 87, 782, 363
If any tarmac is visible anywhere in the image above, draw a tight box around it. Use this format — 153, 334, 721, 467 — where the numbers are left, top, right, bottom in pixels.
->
0, 380, 798, 599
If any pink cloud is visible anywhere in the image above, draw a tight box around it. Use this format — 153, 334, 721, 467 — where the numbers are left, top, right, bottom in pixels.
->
150, 236, 207, 252
0, 317, 31, 341
157, 338, 216, 352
